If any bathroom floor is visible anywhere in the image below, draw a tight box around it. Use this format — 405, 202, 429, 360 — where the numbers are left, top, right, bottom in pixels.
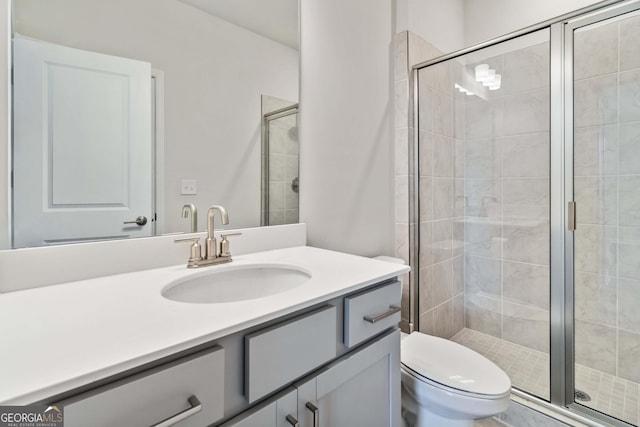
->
452, 328, 640, 426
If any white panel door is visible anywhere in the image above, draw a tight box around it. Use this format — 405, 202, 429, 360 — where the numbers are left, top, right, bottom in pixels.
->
13, 37, 152, 248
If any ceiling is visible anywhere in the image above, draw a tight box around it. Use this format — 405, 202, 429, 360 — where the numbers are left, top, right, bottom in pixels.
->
179, 0, 299, 50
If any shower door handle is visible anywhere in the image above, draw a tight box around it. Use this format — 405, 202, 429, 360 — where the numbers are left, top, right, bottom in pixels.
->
568, 201, 576, 231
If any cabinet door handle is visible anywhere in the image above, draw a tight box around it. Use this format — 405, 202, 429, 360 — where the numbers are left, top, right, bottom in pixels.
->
151, 395, 202, 427
306, 402, 319, 427
363, 305, 401, 324
286, 414, 300, 427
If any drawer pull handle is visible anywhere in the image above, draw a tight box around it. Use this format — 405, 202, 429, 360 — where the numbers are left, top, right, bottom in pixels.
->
286, 414, 300, 427
363, 305, 401, 324
306, 402, 319, 427
151, 395, 202, 427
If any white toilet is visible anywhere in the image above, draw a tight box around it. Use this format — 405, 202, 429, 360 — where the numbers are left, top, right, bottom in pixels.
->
400, 332, 511, 427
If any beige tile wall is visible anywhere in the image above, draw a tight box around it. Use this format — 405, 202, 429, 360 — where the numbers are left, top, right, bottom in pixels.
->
394, 31, 411, 331
394, 32, 448, 332
395, 31, 466, 337
416, 45, 467, 340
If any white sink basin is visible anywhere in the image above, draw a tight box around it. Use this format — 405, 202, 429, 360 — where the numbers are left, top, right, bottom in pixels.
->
162, 264, 312, 304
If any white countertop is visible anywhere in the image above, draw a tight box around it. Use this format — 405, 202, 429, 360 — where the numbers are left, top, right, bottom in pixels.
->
0, 246, 409, 405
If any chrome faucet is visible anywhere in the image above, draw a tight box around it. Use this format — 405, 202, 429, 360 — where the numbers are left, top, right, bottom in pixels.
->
174, 205, 241, 268
181, 204, 198, 233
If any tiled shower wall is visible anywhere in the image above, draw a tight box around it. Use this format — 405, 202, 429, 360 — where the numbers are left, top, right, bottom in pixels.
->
394, 31, 446, 332
393, 31, 410, 331
415, 50, 467, 339
573, 13, 640, 384
394, 31, 468, 338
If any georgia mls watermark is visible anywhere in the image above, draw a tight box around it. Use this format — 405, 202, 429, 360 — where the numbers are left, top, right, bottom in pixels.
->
0, 406, 63, 427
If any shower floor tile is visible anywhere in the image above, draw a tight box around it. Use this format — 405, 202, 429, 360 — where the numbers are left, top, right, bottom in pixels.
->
452, 328, 640, 426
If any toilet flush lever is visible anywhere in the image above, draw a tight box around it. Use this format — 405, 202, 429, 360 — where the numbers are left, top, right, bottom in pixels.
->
364, 305, 401, 324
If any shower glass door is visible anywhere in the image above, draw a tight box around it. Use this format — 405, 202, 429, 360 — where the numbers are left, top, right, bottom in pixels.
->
261, 105, 299, 226
414, 28, 552, 401
570, 6, 640, 425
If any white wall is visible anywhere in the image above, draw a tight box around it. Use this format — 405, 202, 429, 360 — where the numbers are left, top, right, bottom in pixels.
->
299, 0, 395, 257
396, 0, 465, 54
464, 0, 606, 47
8, 0, 298, 237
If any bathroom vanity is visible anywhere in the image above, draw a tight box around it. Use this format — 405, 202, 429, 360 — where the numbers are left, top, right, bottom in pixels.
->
0, 245, 409, 427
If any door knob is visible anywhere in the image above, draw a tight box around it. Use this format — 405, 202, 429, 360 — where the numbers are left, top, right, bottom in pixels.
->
123, 216, 148, 226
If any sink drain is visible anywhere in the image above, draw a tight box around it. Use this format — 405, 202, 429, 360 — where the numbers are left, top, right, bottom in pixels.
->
575, 389, 592, 402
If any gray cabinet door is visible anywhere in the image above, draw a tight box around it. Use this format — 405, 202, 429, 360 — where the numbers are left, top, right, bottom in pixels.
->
221, 388, 298, 427
221, 400, 277, 427
295, 329, 401, 427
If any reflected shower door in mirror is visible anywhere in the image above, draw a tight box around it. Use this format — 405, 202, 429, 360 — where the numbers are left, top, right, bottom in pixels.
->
6, 0, 300, 249
261, 96, 299, 226
572, 8, 640, 426
415, 29, 551, 400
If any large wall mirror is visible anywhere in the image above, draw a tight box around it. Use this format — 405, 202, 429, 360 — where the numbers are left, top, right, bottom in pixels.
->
4, 0, 299, 249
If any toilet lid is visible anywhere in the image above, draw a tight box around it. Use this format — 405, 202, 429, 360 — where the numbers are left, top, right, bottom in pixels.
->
401, 333, 511, 396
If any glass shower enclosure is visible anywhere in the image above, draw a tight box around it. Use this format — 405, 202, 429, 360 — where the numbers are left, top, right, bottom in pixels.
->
261, 103, 299, 226
410, 1, 640, 425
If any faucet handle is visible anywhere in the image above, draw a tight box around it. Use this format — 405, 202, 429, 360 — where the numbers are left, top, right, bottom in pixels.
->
219, 233, 242, 257
174, 237, 203, 267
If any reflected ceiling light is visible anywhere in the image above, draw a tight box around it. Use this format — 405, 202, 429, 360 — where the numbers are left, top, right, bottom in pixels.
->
475, 63, 501, 90
489, 74, 502, 91
454, 83, 474, 96
475, 64, 489, 82
482, 69, 496, 86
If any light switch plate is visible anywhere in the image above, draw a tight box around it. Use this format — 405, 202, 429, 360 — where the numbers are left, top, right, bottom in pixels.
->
181, 179, 197, 195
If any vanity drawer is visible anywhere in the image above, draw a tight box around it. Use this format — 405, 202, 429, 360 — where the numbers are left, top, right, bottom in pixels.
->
244, 305, 337, 403
58, 346, 225, 427
344, 280, 401, 348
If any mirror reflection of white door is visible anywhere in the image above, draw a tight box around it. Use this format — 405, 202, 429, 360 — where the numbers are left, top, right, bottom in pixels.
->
13, 37, 152, 248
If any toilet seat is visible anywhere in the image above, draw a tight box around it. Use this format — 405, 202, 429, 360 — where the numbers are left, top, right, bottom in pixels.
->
401, 332, 511, 399
401, 363, 509, 400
